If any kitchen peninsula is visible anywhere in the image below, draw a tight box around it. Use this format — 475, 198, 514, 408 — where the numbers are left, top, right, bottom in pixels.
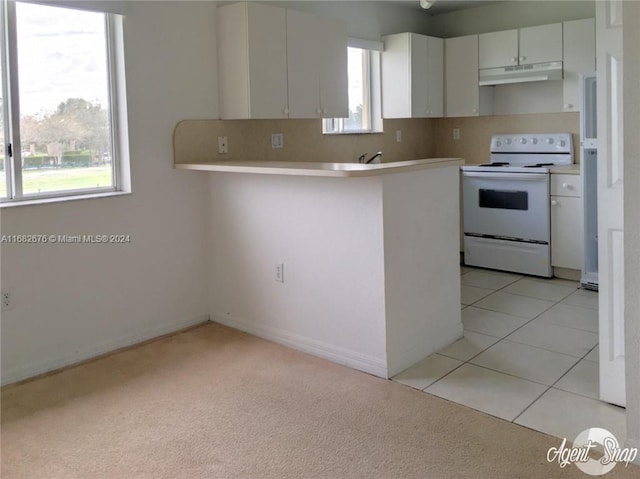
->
176, 147, 463, 378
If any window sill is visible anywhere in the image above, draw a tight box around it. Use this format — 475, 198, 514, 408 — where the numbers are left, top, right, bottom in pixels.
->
322, 130, 384, 136
0, 191, 131, 208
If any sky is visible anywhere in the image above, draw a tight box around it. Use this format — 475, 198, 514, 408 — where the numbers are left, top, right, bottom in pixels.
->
16, 1, 109, 117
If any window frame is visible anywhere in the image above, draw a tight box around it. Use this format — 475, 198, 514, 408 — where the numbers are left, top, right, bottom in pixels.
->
0, 0, 129, 205
323, 38, 383, 135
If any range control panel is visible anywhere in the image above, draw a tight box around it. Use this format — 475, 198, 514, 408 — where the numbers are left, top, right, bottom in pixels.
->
490, 133, 573, 155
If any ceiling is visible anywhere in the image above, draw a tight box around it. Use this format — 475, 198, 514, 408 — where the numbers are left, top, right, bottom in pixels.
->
397, 0, 501, 15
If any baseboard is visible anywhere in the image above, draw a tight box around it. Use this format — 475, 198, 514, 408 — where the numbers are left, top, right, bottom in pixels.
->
553, 267, 581, 281
211, 314, 388, 378
1, 314, 209, 386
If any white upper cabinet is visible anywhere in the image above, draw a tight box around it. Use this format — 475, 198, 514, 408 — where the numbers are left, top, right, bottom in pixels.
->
217, 3, 347, 120
479, 24, 562, 69
478, 29, 518, 69
445, 34, 493, 117
382, 33, 443, 118
287, 9, 348, 119
217, 2, 288, 119
518, 23, 563, 65
562, 18, 596, 112
319, 18, 349, 119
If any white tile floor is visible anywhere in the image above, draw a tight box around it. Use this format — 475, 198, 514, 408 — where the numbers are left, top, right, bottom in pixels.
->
393, 266, 626, 443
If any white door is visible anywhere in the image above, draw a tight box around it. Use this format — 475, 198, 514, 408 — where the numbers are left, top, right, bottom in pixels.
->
597, 0, 625, 407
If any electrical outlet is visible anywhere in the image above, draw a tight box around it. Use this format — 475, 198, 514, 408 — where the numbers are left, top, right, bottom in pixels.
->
275, 263, 284, 283
395, 130, 402, 142
453, 128, 461, 141
217, 136, 228, 154
1, 291, 13, 311
271, 133, 284, 149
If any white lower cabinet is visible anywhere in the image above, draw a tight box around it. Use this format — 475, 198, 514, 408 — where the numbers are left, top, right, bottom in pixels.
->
551, 174, 583, 270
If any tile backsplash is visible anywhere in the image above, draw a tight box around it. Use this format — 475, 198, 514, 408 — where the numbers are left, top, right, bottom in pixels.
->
433, 112, 581, 164
174, 118, 435, 165
173, 112, 579, 166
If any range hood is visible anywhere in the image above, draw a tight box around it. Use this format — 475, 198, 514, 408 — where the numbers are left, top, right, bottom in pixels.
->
479, 61, 563, 86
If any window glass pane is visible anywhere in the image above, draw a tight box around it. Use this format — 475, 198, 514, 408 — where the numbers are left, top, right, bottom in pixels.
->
344, 47, 367, 131
16, 2, 113, 195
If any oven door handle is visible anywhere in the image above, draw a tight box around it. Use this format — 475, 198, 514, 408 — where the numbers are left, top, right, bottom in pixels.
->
462, 172, 548, 181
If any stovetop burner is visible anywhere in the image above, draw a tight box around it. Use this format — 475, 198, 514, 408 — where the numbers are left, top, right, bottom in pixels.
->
523, 163, 554, 168
479, 162, 510, 167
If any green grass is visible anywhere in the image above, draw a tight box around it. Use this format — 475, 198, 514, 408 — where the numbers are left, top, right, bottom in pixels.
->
0, 166, 113, 197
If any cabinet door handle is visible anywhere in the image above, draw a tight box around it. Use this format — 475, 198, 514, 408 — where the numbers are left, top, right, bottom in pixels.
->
564, 103, 573, 109
519, 56, 526, 62
283, 108, 289, 115
551, 199, 558, 206
562, 182, 572, 189
511, 57, 518, 63
472, 108, 478, 113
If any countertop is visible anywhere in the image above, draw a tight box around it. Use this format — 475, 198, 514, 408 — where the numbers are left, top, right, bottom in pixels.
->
550, 164, 581, 175
174, 158, 464, 178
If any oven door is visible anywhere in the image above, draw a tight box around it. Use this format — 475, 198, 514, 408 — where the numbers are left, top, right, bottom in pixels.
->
462, 171, 550, 243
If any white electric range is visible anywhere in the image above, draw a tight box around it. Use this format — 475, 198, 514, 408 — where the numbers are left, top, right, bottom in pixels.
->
461, 133, 574, 277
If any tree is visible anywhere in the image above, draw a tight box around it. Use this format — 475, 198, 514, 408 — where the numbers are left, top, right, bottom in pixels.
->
19, 98, 109, 164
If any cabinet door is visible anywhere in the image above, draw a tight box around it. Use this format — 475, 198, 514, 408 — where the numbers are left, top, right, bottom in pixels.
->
426, 36, 444, 117
217, 2, 288, 119
551, 195, 584, 269
478, 29, 518, 69
445, 35, 479, 117
410, 33, 429, 117
519, 23, 563, 65
286, 9, 321, 118
382, 33, 412, 118
563, 18, 595, 112
319, 17, 348, 118
246, 3, 289, 119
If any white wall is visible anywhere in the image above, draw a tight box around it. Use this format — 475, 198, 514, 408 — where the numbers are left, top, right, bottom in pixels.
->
428, 0, 595, 38
383, 167, 462, 375
207, 173, 389, 376
0, 1, 217, 384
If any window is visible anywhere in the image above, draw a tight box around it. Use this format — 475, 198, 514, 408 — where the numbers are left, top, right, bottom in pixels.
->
323, 39, 383, 134
1, 0, 128, 203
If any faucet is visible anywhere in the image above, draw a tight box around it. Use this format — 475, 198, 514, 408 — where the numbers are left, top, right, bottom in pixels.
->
358, 152, 383, 164
366, 152, 383, 164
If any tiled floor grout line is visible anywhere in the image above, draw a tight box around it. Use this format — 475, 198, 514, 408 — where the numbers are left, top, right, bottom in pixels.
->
454, 267, 602, 427
403, 267, 605, 435
511, 385, 554, 424
513, 344, 601, 423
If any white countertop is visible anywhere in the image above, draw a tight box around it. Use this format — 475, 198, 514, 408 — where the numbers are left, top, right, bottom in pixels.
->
174, 158, 464, 178
550, 164, 581, 175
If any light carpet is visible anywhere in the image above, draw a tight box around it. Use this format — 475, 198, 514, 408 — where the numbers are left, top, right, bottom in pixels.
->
1, 322, 637, 478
